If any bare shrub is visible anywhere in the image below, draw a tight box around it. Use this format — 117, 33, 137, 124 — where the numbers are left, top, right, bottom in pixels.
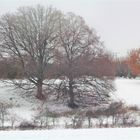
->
0, 102, 12, 129
19, 121, 36, 130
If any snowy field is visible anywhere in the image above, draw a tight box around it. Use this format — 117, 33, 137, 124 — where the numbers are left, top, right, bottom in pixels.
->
0, 78, 139, 121
0, 128, 140, 140
0, 78, 140, 121
0, 78, 140, 139
114, 78, 140, 106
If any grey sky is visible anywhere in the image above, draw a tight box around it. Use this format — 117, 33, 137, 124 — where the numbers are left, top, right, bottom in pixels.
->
0, 0, 140, 57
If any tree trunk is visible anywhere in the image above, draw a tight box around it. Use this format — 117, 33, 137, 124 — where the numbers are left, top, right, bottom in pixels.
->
69, 79, 74, 103
88, 116, 92, 128
36, 80, 45, 100
1, 118, 4, 129
68, 78, 78, 108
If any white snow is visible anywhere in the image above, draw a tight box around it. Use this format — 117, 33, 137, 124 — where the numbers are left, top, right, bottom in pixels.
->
114, 78, 140, 106
0, 128, 140, 140
0, 78, 139, 123
0, 81, 41, 121
0, 78, 139, 139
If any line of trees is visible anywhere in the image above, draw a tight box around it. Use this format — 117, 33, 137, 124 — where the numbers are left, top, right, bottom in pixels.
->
115, 57, 136, 78
127, 48, 140, 77
114, 48, 140, 78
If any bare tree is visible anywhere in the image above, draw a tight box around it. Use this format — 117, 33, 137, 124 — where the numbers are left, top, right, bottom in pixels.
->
0, 5, 114, 107
0, 5, 62, 99
9, 113, 19, 129
55, 13, 115, 108
0, 102, 11, 129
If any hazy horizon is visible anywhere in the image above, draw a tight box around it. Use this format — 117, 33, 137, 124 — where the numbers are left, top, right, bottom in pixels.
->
0, 0, 140, 57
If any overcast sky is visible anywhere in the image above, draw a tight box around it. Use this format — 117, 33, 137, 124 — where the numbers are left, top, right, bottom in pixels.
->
0, 0, 140, 57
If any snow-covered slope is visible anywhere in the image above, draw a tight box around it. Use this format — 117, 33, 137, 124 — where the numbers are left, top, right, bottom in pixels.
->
0, 81, 42, 121
0, 78, 139, 122
0, 128, 140, 140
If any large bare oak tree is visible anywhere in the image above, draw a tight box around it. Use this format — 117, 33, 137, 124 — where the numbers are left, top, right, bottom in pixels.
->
0, 5, 62, 99
55, 13, 115, 108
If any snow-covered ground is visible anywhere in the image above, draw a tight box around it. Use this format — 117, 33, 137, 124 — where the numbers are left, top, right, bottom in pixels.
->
0, 78, 139, 139
114, 78, 140, 106
0, 78, 140, 122
0, 81, 44, 122
0, 128, 140, 140
0, 78, 138, 125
